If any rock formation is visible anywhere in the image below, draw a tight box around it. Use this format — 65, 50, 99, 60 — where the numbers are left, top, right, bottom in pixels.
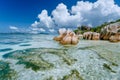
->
53, 29, 79, 45
100, 22, 120, 42
53, 28, 67, 41
77, 34, 83, 39
109, 34, 120, 42
83, 32, 100, 40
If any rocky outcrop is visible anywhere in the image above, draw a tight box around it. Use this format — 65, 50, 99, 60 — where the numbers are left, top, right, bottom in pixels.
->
100, 22, 120, 42
53, 29, 79, 45
77, 34, 83, 39
83, 32, 100, 40
53, 28, 67, 41
109, 34, 120, 42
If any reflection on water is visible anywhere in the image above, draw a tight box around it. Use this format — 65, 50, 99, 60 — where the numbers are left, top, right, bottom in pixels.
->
0, 33, 120, 80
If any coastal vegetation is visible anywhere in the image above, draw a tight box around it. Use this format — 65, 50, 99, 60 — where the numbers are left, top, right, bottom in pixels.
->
73, 19, 120, 42
74, 19, 120, 34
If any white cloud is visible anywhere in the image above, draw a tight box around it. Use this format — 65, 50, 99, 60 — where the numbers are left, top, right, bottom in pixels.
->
71, 0, 120, 27
31, 10, 55, 29
9, 26, 31, 33
31, 0, 120, 33
9, 26, 18, 30
38, 10, 54, 28
52, 3, 82, 28
31, 21, 40, 27
39, 28, 46, 32
49, 29, 55, 33
31, 10, 55, 33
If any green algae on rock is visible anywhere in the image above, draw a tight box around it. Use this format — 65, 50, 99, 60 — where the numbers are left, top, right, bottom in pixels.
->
37, 48, 76, 65
77, 43, 120, 67
103, 63, 116, 73
90, 46, 120, 66
44, 76, 54, 80
3, 48, 76, 72
16, 57, 53, 72
0, 60, 17, 80
61, 69, 84, 80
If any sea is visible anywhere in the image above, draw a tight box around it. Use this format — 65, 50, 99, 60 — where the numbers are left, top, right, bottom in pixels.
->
0, 33, 120, 80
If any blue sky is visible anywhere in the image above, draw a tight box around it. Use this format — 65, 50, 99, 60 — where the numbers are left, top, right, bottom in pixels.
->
0, 0, 120, 33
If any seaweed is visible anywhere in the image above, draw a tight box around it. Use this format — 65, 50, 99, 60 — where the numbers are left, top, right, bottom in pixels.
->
112, 62, 118, 66
61, 69, 84, 80
16, 58, 54, 72
41, 49, 76, 65
44, 76, 54, 80
103, 63, 116, 73
0, 60, 17, 80
3, 48, 76, 72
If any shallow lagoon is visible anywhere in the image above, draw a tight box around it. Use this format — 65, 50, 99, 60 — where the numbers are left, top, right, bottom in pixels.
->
0, 34, 120, 80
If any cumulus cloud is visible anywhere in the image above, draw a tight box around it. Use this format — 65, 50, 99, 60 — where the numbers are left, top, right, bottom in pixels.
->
71, 0, 120, 26
52, 3, 82, 28
31, 0, 120, 33
31, 10, 55, 33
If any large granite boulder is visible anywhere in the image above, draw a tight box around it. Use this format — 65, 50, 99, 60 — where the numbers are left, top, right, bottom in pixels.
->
77, 34, 83, 40
53, 29, 79, 45
83, 32, 100, 40
109, 34, 120, 42
100, 22, 120, 42
53, 28, 67, 41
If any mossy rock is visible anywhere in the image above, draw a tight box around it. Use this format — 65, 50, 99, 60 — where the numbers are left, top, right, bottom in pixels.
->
0, 60, 17, 80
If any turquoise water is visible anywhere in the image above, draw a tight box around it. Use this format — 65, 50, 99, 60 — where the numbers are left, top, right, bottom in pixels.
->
0, 33, 120, 80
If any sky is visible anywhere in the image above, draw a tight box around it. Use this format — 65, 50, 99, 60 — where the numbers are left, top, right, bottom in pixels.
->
0, 0, 120, 33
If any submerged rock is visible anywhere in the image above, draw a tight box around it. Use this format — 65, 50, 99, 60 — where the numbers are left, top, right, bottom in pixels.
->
0, 48, 13, 52
44, 76, 54, 80
16, 57, 53, 72
0, 60, 17, 80
3, 48, 76, 71
90, 46, 120, 66
61, 69, 84, 80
